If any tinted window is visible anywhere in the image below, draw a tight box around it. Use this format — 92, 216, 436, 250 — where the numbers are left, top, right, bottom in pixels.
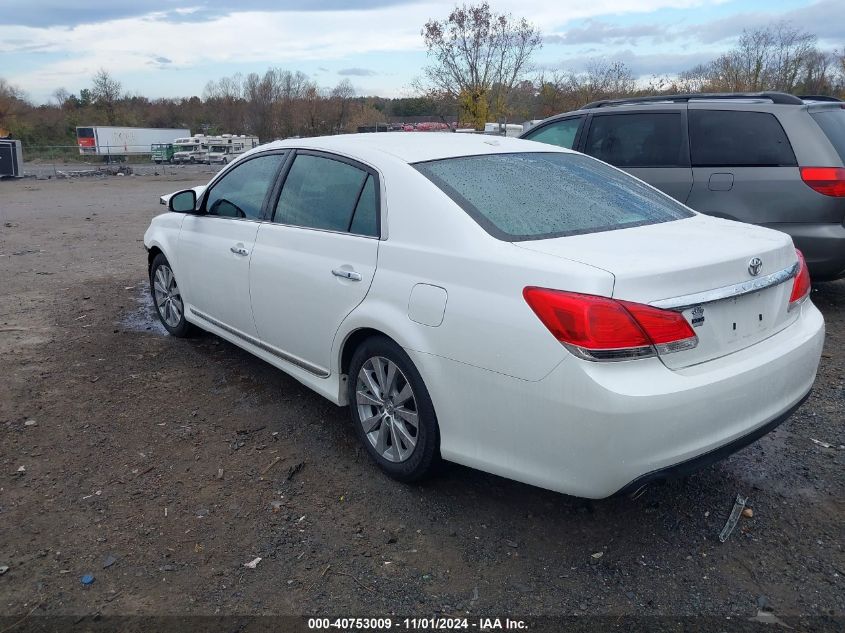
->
584, 113, 684, 167
275, 155, 372, 233
810, 109, 845, 164
689, 110, 796, 167
349, 175, 378, 237
524, 117, 582, 149
204, 153, 284, 219
415, 152, 693, 240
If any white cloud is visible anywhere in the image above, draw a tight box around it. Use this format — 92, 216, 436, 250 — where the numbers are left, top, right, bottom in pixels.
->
2, 0, 731, 100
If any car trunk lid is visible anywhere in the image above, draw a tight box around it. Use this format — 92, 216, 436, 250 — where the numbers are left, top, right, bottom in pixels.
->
515, 215, 801, 368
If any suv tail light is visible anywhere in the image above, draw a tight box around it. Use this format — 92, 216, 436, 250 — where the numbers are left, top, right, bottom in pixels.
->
788, 249, 811, 310
523, 288, 698, 362
800, 167, 845, 197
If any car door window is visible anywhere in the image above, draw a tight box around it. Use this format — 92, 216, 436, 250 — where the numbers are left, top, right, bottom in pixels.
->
204, 153, 285, 219
274, 154, 377, 235
584, 113, 684, 167
689, 110, 796, 167
349, 175, 378, 237
524, 117, 583, 149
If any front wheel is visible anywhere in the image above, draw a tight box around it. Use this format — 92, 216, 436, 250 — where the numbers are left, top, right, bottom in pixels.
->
348, 336, 440, 482
149, 253, 194, 337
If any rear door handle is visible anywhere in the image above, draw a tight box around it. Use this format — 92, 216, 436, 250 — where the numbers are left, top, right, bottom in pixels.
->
332, 268, 362, 281
230, 245, 249, 256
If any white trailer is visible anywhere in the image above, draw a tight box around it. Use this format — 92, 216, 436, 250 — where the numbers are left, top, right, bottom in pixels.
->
76, 126, 190, 160
172, 135, 209, 164
206, 135, 260, 164
483, 122, 524, 137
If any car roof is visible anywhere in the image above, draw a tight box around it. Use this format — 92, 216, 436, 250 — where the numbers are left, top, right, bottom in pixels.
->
256, 133, 570, 164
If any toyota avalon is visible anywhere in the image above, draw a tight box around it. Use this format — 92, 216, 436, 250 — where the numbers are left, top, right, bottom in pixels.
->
144, 134, 824, 498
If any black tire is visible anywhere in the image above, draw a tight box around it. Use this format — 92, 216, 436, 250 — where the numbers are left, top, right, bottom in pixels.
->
347, 336, 440, 482
149, 253, 195, 337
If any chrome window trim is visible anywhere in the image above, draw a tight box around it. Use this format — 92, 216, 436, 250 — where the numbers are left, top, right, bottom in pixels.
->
188, 307, 330, 378
650, 263, 799, 311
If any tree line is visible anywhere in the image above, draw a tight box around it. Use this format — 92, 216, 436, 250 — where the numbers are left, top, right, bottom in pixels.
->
1, 2, 844, 149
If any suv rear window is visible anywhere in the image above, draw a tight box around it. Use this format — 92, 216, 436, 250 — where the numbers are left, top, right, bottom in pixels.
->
810, 109, 845, 164
584, 113, 685, 167
689, 110, 796, 167
414, 152, 693, 241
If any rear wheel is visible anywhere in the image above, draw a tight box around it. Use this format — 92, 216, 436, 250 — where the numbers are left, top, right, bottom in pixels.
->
149, 253, 194, 337
348, 336, 439, 482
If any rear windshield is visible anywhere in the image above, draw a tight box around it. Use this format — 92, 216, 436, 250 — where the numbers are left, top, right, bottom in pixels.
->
810, 109, 845, 164
414, 152, 693, 240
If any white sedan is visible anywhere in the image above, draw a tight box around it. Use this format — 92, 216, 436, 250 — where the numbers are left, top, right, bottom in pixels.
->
145, 134, 824, 498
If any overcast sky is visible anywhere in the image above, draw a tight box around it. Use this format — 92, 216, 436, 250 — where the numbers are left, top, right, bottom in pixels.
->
1, 0, 843, 103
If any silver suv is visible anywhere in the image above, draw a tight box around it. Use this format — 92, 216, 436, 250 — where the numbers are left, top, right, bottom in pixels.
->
520, 92, 845, 280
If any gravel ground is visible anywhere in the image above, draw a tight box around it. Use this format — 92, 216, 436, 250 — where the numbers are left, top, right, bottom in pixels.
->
0, 176, 842, 627
21, 161, 221, 179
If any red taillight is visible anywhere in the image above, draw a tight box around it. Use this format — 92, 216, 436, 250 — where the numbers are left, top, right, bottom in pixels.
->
800, 167, 845, 197
523, 288, 697, 361
789, 249, 811, 308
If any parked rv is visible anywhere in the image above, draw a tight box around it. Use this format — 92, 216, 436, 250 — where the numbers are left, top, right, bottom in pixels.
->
484, 122, 524, 137
76, 126, 190, 161
172, 136, 209, 164
206, 135, 260, 164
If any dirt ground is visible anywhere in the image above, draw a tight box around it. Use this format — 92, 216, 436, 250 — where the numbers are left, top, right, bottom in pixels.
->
0, 175, 843, 626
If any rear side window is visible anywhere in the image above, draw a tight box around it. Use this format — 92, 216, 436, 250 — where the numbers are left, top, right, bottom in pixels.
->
414, 152, 693, 241
274, 154, 378, 236
523, 117, 583, 149
584, 113, 684, 167
810, 109, 845, 164
689, 110, 796, 167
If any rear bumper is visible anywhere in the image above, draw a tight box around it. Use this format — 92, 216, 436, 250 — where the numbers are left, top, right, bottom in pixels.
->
765, 222, 845, 280
614, 388, 811, 497
412, 300, 824, 498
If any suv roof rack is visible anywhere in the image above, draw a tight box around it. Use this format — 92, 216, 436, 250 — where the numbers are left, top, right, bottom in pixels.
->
581, 92, 804, 109
798, 95, 843, 103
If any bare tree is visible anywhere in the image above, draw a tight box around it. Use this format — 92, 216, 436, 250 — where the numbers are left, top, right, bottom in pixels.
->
91, 69, 122, 124
689, 23, 820, 93
420, 2, 541, 128
330, 79, 356, 132
798, 50, 835, 95
243, 70, 279, 141
51, 87, 70, 108
204, 73, 244, 133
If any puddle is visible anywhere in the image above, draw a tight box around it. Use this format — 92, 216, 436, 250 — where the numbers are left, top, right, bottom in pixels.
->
120, 282, 166, 334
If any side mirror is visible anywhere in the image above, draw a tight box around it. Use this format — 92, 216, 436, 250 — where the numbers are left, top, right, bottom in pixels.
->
168, 189, 197, 213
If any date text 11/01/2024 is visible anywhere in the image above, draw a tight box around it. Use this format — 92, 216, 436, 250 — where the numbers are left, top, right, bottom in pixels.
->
307, 617, 528, 630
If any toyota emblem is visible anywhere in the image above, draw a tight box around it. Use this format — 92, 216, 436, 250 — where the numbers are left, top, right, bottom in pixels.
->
748, 257, 763, 276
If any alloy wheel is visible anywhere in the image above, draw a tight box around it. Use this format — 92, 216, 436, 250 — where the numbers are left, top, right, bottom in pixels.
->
356, 356, 419, 463
153, 265, 184, 328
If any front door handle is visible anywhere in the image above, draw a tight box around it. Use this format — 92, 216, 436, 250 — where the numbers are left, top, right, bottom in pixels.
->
332, 268, 362, 281
230, 245, 249, 256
